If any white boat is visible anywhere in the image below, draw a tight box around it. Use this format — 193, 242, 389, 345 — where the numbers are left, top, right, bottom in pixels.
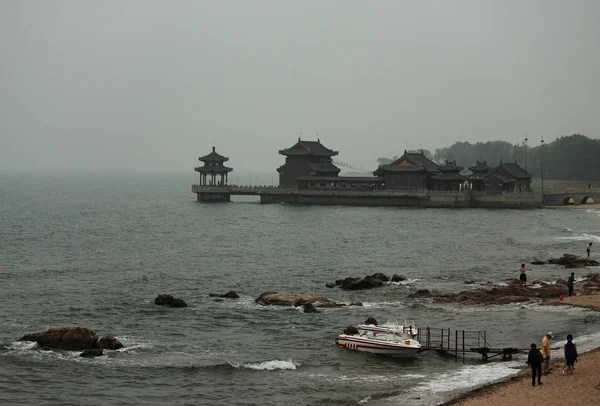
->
357, 320, 418, 339
335, 327, 421, 358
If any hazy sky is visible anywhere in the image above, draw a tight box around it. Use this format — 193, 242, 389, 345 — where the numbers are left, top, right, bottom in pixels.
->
1, 0, 599, 173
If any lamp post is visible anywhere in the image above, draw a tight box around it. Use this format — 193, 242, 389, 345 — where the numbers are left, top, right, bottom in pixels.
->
541, 136, 544, 195
524, 134, 528, 172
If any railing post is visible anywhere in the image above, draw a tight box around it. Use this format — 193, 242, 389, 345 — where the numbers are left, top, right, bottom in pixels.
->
455, 329, 458, 361
448, 328, 450, 350
441, 329, 444, 349
462, 330, 465, 360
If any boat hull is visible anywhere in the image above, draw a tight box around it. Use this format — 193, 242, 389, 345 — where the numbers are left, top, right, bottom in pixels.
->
335, 334, 421, 358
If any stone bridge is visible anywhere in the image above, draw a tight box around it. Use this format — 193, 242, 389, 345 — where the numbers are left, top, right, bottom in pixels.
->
543, 188, 600, 206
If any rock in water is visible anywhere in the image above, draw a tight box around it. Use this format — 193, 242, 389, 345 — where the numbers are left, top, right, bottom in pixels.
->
154, 294, 188, 308
255, 291, 342, 308
80, 349, 104, 357
303, 303, 319, 313
19, 326, 98, 351
208, 290, 240, 299
97, 335, 123, 350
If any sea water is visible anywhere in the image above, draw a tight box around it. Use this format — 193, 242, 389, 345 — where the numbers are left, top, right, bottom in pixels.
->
1, 172, 599, 406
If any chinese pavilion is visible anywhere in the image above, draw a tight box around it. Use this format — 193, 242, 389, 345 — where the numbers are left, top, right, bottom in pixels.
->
432, 160, 464, 191
195, 146, 233, 186
468, 160, 490, 191
277, 138, 340, 186
484, 162, 532, 193
373, 150, 439, 189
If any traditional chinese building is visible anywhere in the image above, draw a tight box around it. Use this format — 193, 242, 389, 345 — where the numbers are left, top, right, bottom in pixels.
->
277, 138, 340, 186
432, 160, 464, 191
194, 146, 233, 186
467, 160, 490, 191
484, 162, 532, 193
373, 150, 439, 189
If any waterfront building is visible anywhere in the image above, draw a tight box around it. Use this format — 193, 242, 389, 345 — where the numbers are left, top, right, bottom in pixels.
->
484, 162, 532, 193
468, 160, 490, 191
432, 160, 464, 191
277, 138, 340, 186
373, 150, 439, 189
194, 146, 233, 186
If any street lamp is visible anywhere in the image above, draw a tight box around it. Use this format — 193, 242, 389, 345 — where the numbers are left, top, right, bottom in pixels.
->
541, 136, 544, 195
524, 134, 528, 172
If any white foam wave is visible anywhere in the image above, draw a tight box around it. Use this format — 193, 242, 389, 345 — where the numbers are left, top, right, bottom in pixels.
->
116, 336, 156, 352
413, 361, 522, 394
359, 301, 406, 309
554, 233, 600, 243
239, 359, 300, 371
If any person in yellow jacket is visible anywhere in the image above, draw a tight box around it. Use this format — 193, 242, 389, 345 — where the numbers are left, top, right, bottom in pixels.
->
541, 332, 553, 374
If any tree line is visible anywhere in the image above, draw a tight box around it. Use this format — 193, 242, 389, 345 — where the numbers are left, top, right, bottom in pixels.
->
377, 134, 600, 181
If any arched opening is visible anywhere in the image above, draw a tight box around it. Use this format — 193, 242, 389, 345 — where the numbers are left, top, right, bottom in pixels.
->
581, 196, 595, 204
562, 196, 575, 205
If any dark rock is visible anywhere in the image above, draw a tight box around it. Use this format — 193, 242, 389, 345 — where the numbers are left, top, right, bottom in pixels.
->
80, 349, 104, 357
0, 345, 8, 351
334, 279, 343, 286
556, 279, 568, 286
371, 273, 389, 282
97, 335, 123, 350
410, 289, 432, 298
432, 282, 567, 306
548, 254, 599, 267
325, 283, 336, 288
209, 290, 239, 299
154, 294, 188, 308
391, 274, 407, 282
255, 291, 343, 308
303, 303, 319, 313
349, 301, 363, 306
19, 326, 98, 351
531, 260, 546, 265
341, 275, 384, 290
213, 298, 223, 302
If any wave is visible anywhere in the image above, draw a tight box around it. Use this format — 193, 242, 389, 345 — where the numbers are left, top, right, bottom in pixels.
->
554, 233, 600, 243
233, 359, 300, 371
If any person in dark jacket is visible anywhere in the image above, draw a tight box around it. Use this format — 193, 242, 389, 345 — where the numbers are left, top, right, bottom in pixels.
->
567, 272, 575, 297
564, 334, 578, 375
527, 343, 543, 386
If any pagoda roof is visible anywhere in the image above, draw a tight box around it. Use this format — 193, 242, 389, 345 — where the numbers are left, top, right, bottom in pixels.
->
432, 172, 465, 181
374, 151, 439, 175
438, 160, 464, 172
487, 162, 532, 180
195, 165, 232, 173
468, 160, 490, 173
309, 163, 341, 174
279, 139, 339, 157
199, 147, 229, 163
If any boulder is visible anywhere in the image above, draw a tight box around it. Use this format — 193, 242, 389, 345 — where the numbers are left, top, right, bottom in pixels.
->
0, 345, 8, 351
371, 273, 389, 282
349, 301, 363, 306
208, 290, 239, 299
432, 282, 567, 306
548, 254, 599, 267
556, 279, 568, 286
391, 274, 407, 282
334, 279, 343, 286
97, 335, 123, 350
80, 349, 104, 357
154, 294, 188, 308
19, 326, 98, 351
341, 275, 384, 290
325, 283, 336, 288
303, 303, 318, 313
409, 289, 433, 298
531, 260, 546, 265
255, 291, 342, 308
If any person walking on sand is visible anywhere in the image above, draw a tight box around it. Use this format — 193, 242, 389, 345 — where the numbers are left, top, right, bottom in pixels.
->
527, 343, 543, 386
586, 242, 592, 259
562, 335, 577, 375
567, 272, 575, 297
564, 334, 578, 375
541, 332, 553, 375
516, 264, 529, 285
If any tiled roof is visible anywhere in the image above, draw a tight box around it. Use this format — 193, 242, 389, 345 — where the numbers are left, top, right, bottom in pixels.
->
374, 151, 439, 175
297, 176, 383, 182
195, 165, 232, 173
309, 163, 341, 173
199, 147, 229, 162
438, 160, 464, 172
500, 162, 532, 179
279, 139, 339, 157
469, 160, 489, 173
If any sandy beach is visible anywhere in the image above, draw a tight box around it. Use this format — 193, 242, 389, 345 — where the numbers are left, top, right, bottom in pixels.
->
444, 295, 600, 405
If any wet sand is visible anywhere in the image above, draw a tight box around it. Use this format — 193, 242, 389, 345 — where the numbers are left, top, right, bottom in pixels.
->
444, 295, 600, 405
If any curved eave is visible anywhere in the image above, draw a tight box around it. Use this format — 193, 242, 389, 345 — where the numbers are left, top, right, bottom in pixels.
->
195, 166, 233, 173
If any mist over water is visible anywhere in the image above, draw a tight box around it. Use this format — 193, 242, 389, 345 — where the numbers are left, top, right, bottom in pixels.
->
1, 173, 599, 406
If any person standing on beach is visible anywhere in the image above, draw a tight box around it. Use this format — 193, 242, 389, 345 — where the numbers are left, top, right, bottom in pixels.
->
586, 243, 592, 259
527, 343, 543, 386
567, 272, 575, 297
541, 332, 553, 374
564, 334, 578, 375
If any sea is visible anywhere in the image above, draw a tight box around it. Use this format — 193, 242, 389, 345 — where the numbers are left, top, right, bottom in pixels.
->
1, 172, 599, 406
